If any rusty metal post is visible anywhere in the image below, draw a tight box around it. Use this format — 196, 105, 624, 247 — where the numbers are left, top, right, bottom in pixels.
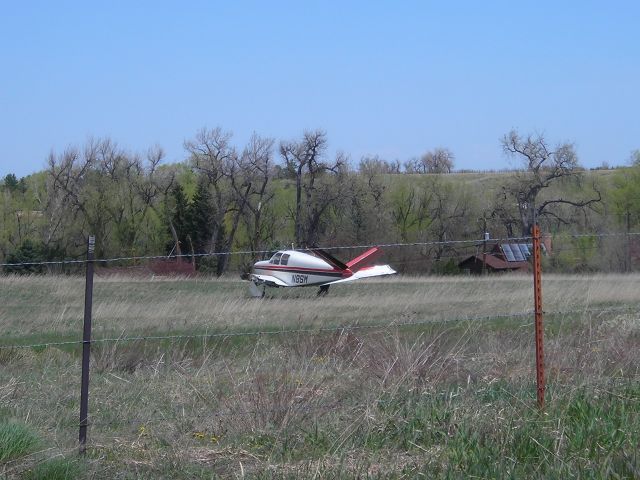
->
79, 235, 95, 454
482, 231, 489, 276
532, 224, 545, 409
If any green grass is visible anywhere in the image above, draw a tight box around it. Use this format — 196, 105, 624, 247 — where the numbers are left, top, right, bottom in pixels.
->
0, 421, 40, 462
23, 457, 82, 480
0, 274, 638, 477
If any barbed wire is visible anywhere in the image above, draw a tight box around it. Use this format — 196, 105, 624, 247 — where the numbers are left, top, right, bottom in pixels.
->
2, 305, 639, 351
0, 311, 534, 350
0, 236, 527, 268
2, 230, 640, 269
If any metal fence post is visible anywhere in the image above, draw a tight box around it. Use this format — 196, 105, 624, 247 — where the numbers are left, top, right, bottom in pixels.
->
79, 235, 95, 454
532, 224, 545, 409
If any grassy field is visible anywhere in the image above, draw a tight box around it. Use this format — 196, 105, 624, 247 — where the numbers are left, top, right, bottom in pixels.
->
0, 273, 639, 478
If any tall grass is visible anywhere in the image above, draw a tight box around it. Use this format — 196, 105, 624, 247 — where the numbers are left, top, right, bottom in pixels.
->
0, 422, 39, 462
0, 274, 638, 477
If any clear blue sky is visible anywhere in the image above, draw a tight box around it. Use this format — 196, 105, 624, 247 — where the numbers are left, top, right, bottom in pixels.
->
1, 1, 638, 177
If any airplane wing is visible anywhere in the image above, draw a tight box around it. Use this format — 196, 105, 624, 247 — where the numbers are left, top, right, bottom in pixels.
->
321, 265, 396, 285
251, 274, 289, 287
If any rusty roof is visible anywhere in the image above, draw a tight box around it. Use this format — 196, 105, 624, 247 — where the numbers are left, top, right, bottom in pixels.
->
459, 254, 529, 271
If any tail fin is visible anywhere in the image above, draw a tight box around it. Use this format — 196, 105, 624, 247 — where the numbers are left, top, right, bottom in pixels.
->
346, 247, 381, 270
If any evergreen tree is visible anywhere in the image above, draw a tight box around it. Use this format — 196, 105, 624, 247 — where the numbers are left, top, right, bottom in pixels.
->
189, 179, 215, 253
168, 184, 190, 255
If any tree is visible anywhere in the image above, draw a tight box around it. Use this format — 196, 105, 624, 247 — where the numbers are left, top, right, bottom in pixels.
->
279, 130, 347, 247
235, 133, 277, 255
189, 178, 215, 255
500, 130, 601, 236
358, 156, 401, 175
185, 127, 236, 274
2, 174, 19, 192
390, 182, 430, 242
422, 176, 472, 260
403, 148, 454, 174
609, 152, 640, 270
420, 148, 454, 173
47, 138, 168, 258
167, 183, 190, 256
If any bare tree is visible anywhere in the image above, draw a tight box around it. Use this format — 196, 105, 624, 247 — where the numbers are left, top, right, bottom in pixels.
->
236, 133, 276, 254
186, 127, 273, 274
47, 138, 171, 257
185, 127, 236, 272
501, 130, 601, 236
391, 183, 431, 242
423, 176, 471, 260
404, 148, 454, 174
420, 148, 454, 173
358, 155, 401, 175
279, 130, 346, 247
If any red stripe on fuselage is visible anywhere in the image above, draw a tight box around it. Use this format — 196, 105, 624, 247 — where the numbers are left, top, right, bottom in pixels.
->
257, 265, 351, 277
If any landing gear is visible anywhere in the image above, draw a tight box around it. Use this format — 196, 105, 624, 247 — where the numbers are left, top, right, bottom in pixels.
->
317, 285, 330, 297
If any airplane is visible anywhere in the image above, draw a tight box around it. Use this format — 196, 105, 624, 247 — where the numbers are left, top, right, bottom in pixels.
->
248, 246, 396, 297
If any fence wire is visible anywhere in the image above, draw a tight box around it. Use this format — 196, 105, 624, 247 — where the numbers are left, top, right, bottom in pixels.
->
0, 311, 536, 350
2, 305, 639, 351
2, 231, 639, 268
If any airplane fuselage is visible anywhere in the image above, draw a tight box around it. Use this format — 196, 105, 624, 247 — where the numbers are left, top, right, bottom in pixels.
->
252, 250, 350, 287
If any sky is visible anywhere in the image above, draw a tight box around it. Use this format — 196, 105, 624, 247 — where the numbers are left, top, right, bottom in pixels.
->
1, 1, 639, 178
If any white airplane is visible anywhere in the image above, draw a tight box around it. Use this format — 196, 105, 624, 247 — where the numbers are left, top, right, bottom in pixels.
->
248, 247, 396, 297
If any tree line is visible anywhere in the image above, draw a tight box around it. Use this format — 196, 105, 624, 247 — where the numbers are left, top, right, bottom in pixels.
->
2, 127, 639, 274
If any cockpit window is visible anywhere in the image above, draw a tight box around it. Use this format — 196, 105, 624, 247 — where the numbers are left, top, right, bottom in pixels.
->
280, 253, 290, 265
270, 252, 283, 264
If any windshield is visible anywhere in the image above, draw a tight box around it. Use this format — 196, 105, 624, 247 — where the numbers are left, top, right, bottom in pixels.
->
270, 252, 283, 264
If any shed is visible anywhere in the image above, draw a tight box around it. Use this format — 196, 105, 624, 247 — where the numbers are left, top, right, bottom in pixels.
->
458, 242, 536, 274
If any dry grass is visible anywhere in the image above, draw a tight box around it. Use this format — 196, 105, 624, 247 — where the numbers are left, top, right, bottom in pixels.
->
1, 273, 639, 338
0, 273, 639, 478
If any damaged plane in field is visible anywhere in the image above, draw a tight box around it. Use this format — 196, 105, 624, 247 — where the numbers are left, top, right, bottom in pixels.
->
248, 247, 396, 297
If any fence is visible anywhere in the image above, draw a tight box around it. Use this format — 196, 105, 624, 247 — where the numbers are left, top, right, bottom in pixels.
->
1, 230, 639, 465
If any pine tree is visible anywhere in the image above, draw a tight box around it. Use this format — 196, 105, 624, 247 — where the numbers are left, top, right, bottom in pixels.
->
168, 184, 190, 255
188, 179, 220, 272
189, 179, 215, 254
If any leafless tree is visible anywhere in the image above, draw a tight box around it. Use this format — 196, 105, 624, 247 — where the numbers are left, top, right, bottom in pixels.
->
236, 133, 276, 255
185, 127, 237, 270
404, 148, 454, 174
423, 176, 471, 260
47, 138, 171, 257
501, 130, 601, 236
420, 148, 454, 173
358, 155, 401, 175
391, 184, 431, 242
279, 130, 347, 247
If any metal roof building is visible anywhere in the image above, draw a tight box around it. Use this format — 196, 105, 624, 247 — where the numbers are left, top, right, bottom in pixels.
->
458, 242, 536, 274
